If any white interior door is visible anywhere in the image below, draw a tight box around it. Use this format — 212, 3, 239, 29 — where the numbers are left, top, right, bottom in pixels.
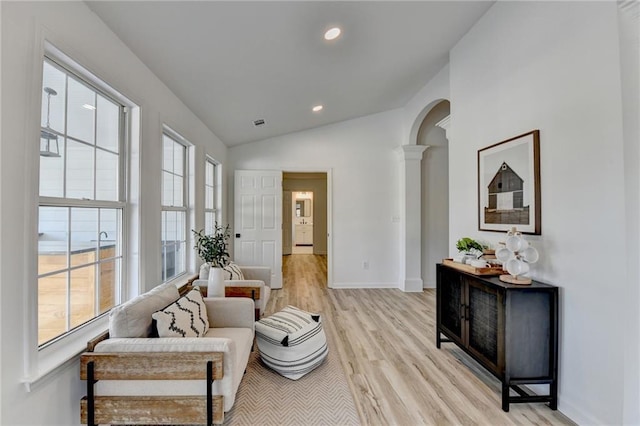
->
234, 170, 283, 289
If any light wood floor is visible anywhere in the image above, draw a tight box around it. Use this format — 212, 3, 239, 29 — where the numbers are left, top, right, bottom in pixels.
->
267, 254, 575, 426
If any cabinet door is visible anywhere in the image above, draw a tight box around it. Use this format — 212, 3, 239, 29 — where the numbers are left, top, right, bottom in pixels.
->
506, 290, 553, 379
466, 278, 504, 374
438, 267, 464, 344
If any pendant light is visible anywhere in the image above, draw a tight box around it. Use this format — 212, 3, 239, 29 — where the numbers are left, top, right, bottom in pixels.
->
40, 87, 61, 157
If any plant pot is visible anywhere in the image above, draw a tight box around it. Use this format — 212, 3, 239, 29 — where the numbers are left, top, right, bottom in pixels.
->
199, 263, 211, 280
207, 267, 225, 297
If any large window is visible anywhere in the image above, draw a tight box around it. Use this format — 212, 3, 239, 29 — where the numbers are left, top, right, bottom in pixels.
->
161, 132, 188, 281
38, 58, 125, 346
204, 158, 221, 235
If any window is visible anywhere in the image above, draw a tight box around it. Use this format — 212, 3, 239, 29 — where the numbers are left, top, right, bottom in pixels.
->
37, 58, 125, 346
161, 132, 188, 281
204, 158, 221, 235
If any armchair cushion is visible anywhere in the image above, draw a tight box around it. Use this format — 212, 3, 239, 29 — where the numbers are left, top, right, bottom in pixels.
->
238, 266, 271, 288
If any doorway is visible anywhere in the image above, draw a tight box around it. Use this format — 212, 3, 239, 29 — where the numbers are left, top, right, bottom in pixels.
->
292, 191, 314, 254
282, 172, 329, 285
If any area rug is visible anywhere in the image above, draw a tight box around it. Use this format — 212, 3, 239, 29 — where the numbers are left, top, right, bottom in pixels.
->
224, 334, 360, 426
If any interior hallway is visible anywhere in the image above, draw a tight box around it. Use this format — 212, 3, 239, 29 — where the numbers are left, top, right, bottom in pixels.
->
266, 255, 575, 425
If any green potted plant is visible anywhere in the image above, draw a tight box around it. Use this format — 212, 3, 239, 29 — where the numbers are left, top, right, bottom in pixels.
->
455, 237, 487, 259
192, 223, 231, 296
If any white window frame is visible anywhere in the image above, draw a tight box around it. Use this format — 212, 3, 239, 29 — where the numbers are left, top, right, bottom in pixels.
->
37, 56, 127, 347
204, 157, 222, 235
25, 44, 139, 389
161, 128, 191, 283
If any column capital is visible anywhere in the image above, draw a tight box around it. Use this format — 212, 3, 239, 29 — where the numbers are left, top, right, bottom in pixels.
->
396, 144, 429, 161
435, 114, 451, 130
435, 114, 451, 141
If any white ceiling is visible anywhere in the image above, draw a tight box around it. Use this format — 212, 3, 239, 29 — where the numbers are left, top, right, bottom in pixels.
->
86, 1, 493, 146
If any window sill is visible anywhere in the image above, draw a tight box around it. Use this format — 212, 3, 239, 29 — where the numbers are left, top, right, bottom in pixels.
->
23, 315, 109, 392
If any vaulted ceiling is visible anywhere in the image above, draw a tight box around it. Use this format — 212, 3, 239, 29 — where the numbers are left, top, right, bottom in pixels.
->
87, 1, 493, 146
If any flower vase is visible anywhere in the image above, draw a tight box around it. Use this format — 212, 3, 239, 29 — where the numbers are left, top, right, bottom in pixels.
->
207, 267, 225, 297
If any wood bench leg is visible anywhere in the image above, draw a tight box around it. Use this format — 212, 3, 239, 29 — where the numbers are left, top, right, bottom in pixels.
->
207, 361, 213, 426
87, 361, 96, 426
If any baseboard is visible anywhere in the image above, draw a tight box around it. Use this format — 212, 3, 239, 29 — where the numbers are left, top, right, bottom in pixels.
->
401, 278, 423, 292
554, 395, 599, 425
423, 283, 436, 289
330, 282, 397, 289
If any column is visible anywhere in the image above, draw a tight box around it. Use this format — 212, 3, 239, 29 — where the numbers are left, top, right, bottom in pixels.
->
396, 145, 428, 292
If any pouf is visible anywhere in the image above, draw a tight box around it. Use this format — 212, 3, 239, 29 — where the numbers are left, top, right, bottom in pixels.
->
255, 305, 328, 380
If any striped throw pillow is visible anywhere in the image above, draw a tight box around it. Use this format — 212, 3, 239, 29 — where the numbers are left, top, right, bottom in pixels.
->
222, 262, 244, 280
151, 287, 209, 337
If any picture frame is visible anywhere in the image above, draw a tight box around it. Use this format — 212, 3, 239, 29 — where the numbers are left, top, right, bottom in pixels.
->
478, 130, 540, 235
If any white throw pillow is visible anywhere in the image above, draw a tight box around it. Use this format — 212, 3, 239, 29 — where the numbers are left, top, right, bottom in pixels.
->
222, 262, 245, 281
152, 288, 209, 337
109, 282, 180, 338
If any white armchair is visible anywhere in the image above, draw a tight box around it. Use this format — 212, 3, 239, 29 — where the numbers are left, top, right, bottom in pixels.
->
196, 264, 272, 318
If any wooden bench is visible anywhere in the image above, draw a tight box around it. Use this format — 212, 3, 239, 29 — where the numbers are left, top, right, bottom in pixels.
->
80, 352, 224, 425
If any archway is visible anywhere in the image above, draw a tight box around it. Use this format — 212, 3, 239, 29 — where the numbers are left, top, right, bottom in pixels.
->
417, 100, 450, 288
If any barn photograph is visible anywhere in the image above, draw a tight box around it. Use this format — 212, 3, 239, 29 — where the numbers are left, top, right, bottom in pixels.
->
478, 130, 540, 234
485, 161, 529, 224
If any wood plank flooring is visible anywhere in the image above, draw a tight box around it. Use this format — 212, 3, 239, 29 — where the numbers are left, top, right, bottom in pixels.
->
267, 254, 575, 426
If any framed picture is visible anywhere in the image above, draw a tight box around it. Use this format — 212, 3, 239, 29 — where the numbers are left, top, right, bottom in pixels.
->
478, 130, 540, 234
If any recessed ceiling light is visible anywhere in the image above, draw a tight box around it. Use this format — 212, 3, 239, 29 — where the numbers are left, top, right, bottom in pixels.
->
324, 27, 341, 41
312, 105, 323, 112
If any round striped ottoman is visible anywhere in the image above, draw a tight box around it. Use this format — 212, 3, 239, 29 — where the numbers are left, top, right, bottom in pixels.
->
254, 305, 328, 380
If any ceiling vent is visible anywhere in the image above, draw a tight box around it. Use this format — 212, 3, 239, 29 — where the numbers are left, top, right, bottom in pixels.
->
253, 119, 265, 127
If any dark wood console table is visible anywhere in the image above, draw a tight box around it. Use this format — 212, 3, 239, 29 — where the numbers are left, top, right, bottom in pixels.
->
436, 263, 559, 411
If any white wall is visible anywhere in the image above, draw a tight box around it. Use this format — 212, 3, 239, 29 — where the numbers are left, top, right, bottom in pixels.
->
448, 2, 632, 424
230, 110, 404, 288
0, 2, 228, 425
618, 2, 640, 424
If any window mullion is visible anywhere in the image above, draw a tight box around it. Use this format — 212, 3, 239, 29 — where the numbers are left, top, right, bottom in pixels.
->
65, 207, 72, 333
95, 208, 101, 317
119, 107, 126, 203
93, 91, 98, 201
39, 197, 124, 209
161, 206, 187, 212
63, 74, 69, 198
